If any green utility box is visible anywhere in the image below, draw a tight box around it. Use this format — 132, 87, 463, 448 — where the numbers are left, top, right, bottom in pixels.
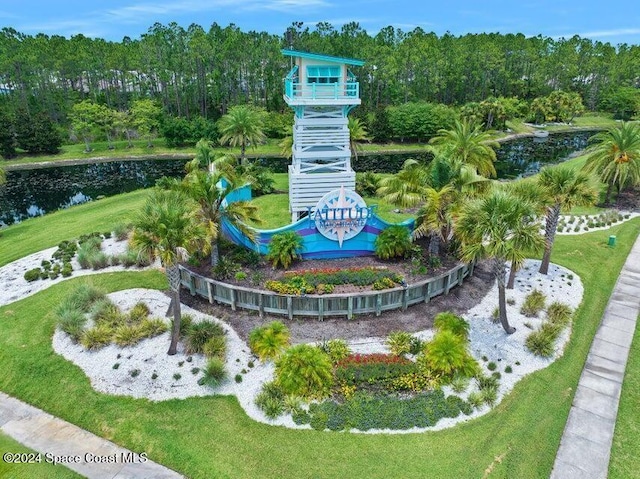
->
608, 235, 617, 247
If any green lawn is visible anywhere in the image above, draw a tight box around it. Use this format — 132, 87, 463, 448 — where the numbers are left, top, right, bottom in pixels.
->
0, 431, 82, 478
1, 206, 638, 477
610, 313, 640, 478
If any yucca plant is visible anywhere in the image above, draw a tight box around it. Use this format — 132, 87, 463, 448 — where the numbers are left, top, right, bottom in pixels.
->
433, 312, 470, 340
374, 225, 412, 260
275, 345, 333, 399
267, 231, 303, 269
249, 321, 290, 361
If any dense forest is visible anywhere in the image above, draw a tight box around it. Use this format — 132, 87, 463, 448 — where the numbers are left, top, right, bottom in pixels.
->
1, 21, 639, 145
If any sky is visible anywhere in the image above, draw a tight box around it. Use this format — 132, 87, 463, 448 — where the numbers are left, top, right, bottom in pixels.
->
1, 0, 639, 46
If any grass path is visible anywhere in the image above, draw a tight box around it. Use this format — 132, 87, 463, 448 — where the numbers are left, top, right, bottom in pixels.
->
0, 218, 638, 478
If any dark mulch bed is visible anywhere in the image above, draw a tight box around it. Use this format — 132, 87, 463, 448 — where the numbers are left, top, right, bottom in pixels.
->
615, 186, 640, 212
180, 259, 494, 344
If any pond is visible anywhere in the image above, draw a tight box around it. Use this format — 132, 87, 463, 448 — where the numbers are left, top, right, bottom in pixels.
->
0, 130, 597, 226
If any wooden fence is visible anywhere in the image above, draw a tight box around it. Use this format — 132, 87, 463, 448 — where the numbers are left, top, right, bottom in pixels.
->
179, 262, 474, 320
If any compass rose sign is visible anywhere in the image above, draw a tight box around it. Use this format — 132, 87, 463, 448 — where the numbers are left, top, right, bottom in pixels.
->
313, 186, 373, 247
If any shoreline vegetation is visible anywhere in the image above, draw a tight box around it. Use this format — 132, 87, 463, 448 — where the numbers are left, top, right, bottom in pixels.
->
2, 118, 616, 171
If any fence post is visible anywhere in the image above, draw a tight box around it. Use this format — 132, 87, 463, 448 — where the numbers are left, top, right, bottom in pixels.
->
444, 273, 452, 294
348, 296, 353, 320
258, 293, 264, 318
287, 296, 293, 320
402, 288, 408, 311
189, 275, 196, 296
207, 281, 214, 304
468, 261, 475, 277
375, 294, 382, 316
424, 282, 431, 303
230, 288, 236, 311
318, 297, 324, 321
458, 266, 464, 286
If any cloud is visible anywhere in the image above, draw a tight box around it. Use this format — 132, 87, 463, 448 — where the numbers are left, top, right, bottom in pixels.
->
577, 28, 640, 38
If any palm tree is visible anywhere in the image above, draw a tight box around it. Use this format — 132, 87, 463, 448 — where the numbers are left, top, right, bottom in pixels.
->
537, 167, 597, 274
412, 184, 456, 256
456, 190, 544, 334
218, 105, 266, 165
377, 158, 432, 207
429, 119, 500, 178
582, 122, 640, 204
348, 117, 371, 162
181, 169, 262, 266
131, 190, 209, 355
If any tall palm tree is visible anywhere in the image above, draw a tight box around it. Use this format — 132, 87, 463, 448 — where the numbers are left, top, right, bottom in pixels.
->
537, 167, 597, 274
429, 119, 500, 178
348, 117, 371, 162
131, 190, 209, 355
181, 169, 262, 266
456, 190, 544, 334
412, 184, 456, 256
218, 105, 266, 165
582, 122, 640, 204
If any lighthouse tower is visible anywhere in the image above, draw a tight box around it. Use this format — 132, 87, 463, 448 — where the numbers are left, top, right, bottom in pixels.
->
282, 49, 364, 222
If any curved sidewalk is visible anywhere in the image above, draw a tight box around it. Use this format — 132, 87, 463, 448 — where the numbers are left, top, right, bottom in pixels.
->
0, 392, 183, 479
551, 233, 640, 478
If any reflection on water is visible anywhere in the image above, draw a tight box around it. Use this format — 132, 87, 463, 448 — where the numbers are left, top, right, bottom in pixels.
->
0, 130, 597, 226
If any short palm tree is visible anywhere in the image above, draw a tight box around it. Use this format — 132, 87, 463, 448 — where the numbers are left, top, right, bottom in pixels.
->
181, 169, 262, 266
218, 105, 266, 165
131, 190, 209, 355
348, 117, 371, 162
412, 184, 456, 256
377, 159, 432, 208
456, 190, 544, 334
429, 119, 500, 178
582, 122, 640, 204
537, 167, 597, 274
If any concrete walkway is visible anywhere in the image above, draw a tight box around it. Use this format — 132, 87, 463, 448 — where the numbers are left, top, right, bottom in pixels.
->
0, 392, 183, 479
551, 233, 640, 479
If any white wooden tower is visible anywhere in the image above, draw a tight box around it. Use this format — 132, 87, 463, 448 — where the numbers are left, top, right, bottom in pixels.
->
282, 49, 364, 222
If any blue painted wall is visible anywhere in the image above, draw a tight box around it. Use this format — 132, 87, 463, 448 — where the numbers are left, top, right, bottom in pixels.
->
221, 184, 415, 259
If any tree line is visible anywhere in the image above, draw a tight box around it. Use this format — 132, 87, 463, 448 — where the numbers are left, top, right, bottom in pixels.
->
1, 21, 639, 127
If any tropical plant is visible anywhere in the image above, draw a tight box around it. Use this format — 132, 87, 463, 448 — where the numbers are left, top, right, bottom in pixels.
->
520, 289, 546, 317
275, 344, 333, 399
582, 122, 640, 204
456, 190, 544, 334
377, 158, 432, 208
249, 321, 290, 361
386, 331, 414, 356
428, 119, 499, 178
320, 339, 351, 363
537, 167, 597, 274
185, 320, 225, 354
266, 231, 303, 269
355, 171, 381, 197
420, 330, 478, 378
375, 225, 412, 260
348, 117, 371, 161
202, 357, 227, 386
217, 105, 266, 165
412, 184, 456, 256
131, 189, 209, 355
433, 312, 470, 340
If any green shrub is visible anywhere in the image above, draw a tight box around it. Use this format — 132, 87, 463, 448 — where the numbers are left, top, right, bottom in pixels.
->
24, 268, 42, 282
275, 345, 333, 399
520, 289, 546, 317
421, 330, 478, 378
80, 325, 113, 350
525, 322, 560, 357
57, 307, 87, 342
451, 374, 469, 394
355, 171, 381, 197
249, 321, 290, 361
171, 314, 193, 338
211, 256, 239, 280
320, 339, 351, 363
138, 318, 168, 337
375, 225, 412, 260
476, 374, 499, 392
505, 365, 513, 373
91, 300, 126, 329
88, 251, 109, 270
480, 387, 498, 406
185, 320, 225, 354
467, 391, 484, 409
113, 223, 131, 241
202, 335, 227, 360
67, 283, 106, 312
434, 312, 470, 340
386, 331, 413, 356
255, 381, 285, 419
202, 357, 227, 386
234, 374, 242, 383
130, 369, 140, 378
266, 231, 303, 269
487, 362, 497, 371
128, 302, 151, 323
234, 271, 247, 281
546, 302, 573, 328
409, 337, 425, 355
335, 353, 416, 386
113, 325, 146, 347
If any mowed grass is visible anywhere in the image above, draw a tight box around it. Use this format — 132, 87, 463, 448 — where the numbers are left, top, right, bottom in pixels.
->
0, 431, 82, 478
610, 313, 640, 478
0, 215, 637, 478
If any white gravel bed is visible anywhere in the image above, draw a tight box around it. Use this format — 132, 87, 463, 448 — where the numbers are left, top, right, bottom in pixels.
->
555, 211, 639, 235
0, 237, 155, 307
50, 259, 583, 434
